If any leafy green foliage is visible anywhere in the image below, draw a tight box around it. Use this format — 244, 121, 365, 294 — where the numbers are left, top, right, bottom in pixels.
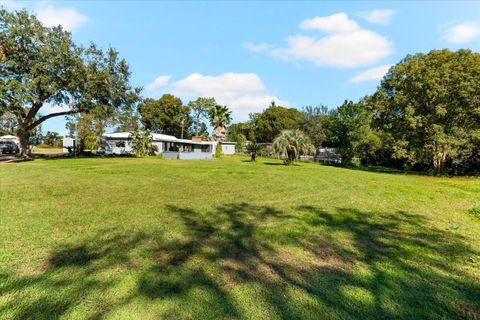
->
273, 129, 315, 165
299, 105, 328, 148
250, 106, 302, 143
245, 142, 262, 161
131, 129, 154, 157
138, 94, 191, 138
209, 105, 232, 142
230, 133, 246, 153
366, 49, 480, 173
188, 97, 216, 136
0, 8, 139, 156
0, 112, 16, 135
228, 122, 255, 142
43, 131, 60, 146
65, 110, 113, 151
324, 101, 380, 164
214, 143, 222, 158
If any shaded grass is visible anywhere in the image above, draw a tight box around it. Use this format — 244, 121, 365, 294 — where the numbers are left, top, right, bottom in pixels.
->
0, 155, 479, 319
469, 208, 480, 220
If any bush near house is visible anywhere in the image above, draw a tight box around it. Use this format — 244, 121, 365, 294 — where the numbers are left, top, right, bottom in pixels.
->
215, 143, 222, 158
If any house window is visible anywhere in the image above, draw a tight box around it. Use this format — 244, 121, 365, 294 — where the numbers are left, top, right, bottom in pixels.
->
115, 141, 125, 147
169, 143, 179, 152
182, 144, 193, 152
201, 145, 210, 152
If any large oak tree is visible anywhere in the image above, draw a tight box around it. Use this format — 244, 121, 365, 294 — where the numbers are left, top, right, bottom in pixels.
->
250, 105, 302, 143
366, 49, 480, 173
138, 94, 192, 138
0, 8, 139, 156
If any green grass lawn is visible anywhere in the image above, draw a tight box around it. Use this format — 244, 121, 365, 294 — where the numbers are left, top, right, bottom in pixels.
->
1, 156, 479, 319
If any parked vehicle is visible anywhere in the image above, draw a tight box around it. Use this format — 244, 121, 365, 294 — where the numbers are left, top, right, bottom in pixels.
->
0, 141, 20, 154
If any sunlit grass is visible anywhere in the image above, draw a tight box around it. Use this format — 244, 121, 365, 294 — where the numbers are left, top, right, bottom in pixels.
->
0, 155, 479, 319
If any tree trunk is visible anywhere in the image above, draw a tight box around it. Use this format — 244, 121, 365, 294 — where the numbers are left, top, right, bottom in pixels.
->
18, 127, 31, 157
213, 126, 227, 142
195, 115, 200, 136
433, 151, 447, 174
286, 149, 295, 165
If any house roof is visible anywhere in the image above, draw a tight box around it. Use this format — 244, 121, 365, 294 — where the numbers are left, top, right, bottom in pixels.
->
102, 132, 215, 145
103, 132, 132, 139
103, 132, 177, 140
0, 135, 18, 140
152, 133, 178, 141
176, 138, 215, 145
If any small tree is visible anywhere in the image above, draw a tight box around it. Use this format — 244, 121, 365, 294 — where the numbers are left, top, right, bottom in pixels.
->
188, 97, 216, 136
214, 143, 222, 158
273, 130, 315, 165
246, 142, 262, 161
43, 131, 60, 146
324, 100, 380, 165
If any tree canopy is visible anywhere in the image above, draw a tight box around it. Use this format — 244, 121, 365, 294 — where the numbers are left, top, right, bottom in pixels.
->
250, 106, 302, 143
209, 105, 232, 141
272, 129, 315, 165
138, 94, 191, 138
366, 49, 480, 173
300, 105, 328, 148
188, 97, 216, 136
324, 101, 380, 164
0, 8, 139, 155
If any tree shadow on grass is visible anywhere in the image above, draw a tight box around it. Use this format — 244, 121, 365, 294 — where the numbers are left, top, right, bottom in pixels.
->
1, 204, 479, 319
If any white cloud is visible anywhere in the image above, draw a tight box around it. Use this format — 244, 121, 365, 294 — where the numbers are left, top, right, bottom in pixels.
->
357, 9, 395, 25
1, 1, 88, 31
440, 21, 480, 44
173, 73, 266, 99
270, 30, 392, 68
349, 64, 392, 83
147, 72, 289, 121
146, 75, 171, 91
246, 13, 393, 68
35, 4, 88, 31
300, 12, 359, 33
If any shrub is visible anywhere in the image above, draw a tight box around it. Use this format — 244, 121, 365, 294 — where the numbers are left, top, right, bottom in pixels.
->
131, 129, 153, 157
245, 143, 262, 161
273, 129, 315, 165
215, 143, 222, 158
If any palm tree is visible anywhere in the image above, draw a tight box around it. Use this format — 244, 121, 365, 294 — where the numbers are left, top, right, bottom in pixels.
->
209, 105, 232, 142
273, 129, 315, 165
245, 142, 263, 161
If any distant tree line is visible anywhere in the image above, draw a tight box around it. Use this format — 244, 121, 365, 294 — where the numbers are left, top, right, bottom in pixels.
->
1, 8, 478, 173
229, 50, 480, 174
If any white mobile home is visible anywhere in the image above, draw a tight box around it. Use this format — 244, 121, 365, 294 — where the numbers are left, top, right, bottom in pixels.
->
219, 141, 236, 155
102, 132, 235, 159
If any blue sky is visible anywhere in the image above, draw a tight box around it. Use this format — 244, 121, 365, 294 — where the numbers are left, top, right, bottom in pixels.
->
2, 0, 480, 134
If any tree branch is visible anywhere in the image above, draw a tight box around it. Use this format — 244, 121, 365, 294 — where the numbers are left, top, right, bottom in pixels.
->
27, 110, 78, 131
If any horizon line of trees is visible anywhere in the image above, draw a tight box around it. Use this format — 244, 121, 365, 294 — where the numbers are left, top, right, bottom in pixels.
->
228, 49, 480, 174
1, 7, 479, 174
